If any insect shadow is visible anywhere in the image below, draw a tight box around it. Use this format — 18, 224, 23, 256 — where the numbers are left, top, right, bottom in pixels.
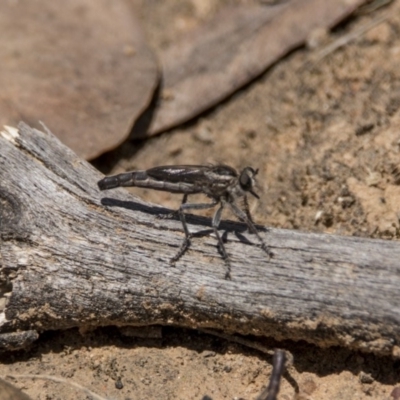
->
100, 196, 268, 246
100, 197, 269, 233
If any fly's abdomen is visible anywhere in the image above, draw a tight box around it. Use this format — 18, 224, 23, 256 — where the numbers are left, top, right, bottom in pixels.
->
98, 168, 204, 194
98, 171, 147, 190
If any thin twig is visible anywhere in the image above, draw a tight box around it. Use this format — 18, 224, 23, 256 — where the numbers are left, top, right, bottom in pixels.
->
200, 329, 294, 365
255, 349, 287, 400
200, 329, 275, 356
3, 374, 108, 400
200, 331, 291, 400
311, 13, 390, 64
357, 0, 393, 15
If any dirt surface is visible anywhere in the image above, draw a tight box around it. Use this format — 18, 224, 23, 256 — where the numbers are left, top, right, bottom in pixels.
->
2, 0, 400, 399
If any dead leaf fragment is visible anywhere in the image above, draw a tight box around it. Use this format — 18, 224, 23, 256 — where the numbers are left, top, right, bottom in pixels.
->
0, 378, 32, 400
147, 0, 367, 136
0, 0, 158, 159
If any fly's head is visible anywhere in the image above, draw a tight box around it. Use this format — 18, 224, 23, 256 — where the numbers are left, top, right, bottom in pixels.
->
239, 167, 260, 199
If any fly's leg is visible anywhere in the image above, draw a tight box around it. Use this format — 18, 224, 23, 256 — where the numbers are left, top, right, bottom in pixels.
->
211, 203, 232, 280
228, 202, 273, 258
170, 197, 218, 264
243, 195, 255, 227
170, 195, 190, 264
157, 194, 187, 220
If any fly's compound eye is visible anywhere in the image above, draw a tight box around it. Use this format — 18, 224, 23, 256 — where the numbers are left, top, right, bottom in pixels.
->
239, 168, 254, 191
240, 167, 260, 199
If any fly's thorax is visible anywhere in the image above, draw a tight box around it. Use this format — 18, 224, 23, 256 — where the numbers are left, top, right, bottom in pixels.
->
202, 172, 237, 198
227, 177, 247, 201
202, 183, 230, 199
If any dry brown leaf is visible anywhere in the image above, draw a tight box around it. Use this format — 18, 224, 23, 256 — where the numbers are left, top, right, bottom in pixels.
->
0, 378, 32, 400
0, 0, 158, 159
147, 0, 367, 136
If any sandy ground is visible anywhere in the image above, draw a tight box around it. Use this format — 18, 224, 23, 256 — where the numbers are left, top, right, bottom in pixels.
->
2, 0, 400, 399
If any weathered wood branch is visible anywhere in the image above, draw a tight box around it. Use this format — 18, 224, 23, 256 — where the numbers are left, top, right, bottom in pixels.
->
1, 122, 400, 356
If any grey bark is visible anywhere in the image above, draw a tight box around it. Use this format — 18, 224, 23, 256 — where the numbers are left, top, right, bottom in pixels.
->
0, 122, 400, 356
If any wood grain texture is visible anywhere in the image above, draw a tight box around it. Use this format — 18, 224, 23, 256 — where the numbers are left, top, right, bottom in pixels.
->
1, 123, 400, 356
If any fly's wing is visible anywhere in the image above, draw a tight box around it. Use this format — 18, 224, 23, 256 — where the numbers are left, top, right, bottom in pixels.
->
146, 165, 237, 193
146, 165, 208, 183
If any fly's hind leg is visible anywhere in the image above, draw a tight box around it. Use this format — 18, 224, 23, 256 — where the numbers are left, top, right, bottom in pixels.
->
170, 197, 218, 265
157, 194, 187, 220
170, 195, 190, 264
211, 203, 232, 280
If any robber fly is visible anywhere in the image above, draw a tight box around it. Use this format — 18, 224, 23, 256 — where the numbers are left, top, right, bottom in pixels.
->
97, 164, 272, 279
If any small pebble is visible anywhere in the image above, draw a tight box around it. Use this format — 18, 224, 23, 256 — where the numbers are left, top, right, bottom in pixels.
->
359, 371, 374, 384
115, 378, 123, 389
202, 351, 216, 358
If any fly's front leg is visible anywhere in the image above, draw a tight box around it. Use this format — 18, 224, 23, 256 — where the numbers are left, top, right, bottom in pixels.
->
170, 198, 218, 265
243, 195, 255, 227
228, 202, 273, 258
212, 203, 232, 280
